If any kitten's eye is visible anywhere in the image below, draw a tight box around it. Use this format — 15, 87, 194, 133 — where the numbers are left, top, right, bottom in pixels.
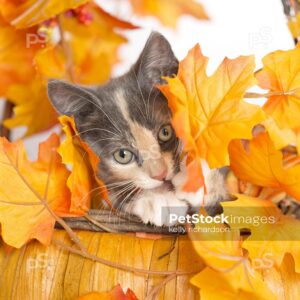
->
113, 149, 134, 164
158, 125, 173, 142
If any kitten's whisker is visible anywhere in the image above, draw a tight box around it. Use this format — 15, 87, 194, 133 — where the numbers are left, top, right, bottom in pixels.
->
75, 127, 120, 138
132, 70, 149, 121
80, 181, 133, 204
96, 184, 130, 193
108, 183, 135, 199
134, 102, 150, 123
92, 181, 135, 210
107, 182, 136, 223
88, 137, 117, 148
101, 181, 135, 193
150, 88, 160, 123
115, 185, 137, 211
125, 189, 142, 223
61, 138, 114, 171
104, 181, 133, 187
95, 183, 135, 212
134, 42, 152, 122
115, 186, 139, 225
107, 181, 135, 200
146, 83, 155, 121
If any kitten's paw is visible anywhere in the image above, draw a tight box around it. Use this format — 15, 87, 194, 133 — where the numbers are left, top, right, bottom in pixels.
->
171, 155, 188, 189
171, 167, 187, 190
175, 187, 204, 207
172, 160, 204, 207
138, 206, 188, 227
130, 191, 189, 227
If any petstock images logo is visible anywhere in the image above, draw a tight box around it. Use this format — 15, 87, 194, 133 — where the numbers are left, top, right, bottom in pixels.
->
162, 206, 300, 242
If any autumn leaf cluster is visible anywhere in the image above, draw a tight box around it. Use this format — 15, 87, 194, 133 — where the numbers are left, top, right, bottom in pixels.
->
0, 0, 208, 250
0, 115, 109, 247
0, 0, 207, 136
1, 0, 300, 299
159, 40, 300, 298
1, 40, 300, 299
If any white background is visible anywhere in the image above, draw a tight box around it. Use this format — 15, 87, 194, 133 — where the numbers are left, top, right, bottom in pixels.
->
1, 0, 295, 159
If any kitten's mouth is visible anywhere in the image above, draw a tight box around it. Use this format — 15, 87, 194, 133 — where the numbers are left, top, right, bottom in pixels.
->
161, 180, 174, 191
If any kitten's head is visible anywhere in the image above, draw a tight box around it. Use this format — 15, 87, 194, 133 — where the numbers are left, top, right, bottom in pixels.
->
48, 32, 180, 202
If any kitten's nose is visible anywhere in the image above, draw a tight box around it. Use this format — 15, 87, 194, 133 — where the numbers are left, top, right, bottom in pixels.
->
146, 158, 168, 181
152, 169, 168, 181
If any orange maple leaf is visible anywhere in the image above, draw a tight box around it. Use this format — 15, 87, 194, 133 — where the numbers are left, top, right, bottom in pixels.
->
0, 17, 42, 96
35, 4, 137, 84
159, 44, 265, 194
229, 132, 300, 202
129, 0, 208, 27
77, 285, 138, 300
3, 77, 58, 136
0, 134, 71, 247
256, 45, 300, 129
0, 0, 88, 28
58, 115, 109, 213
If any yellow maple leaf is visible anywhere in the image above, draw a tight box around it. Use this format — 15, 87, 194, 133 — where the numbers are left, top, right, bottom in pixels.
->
229, 132, 300, 202
3, 77, 58, 136
58, 115, 109, 213
34, 44, 66, 80
0, 17, 41, 96
190, 221, 243, 270
0, 0, 89, 28
262, 116, 296, 150
221, 194, 300, 273
35, 4, 137, 84
129, 0, 208, 27
256, 45, 300, 129
0, 134, 71, 248
191, 265, 276, 300
189, 215, 275, 299
159, 44, 265, 171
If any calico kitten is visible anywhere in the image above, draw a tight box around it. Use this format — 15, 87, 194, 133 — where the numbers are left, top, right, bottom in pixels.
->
47, 32, 229, 226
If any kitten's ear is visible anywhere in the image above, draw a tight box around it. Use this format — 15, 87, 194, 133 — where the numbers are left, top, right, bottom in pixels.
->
47, 80, 95, 116
133, 32, 178, 86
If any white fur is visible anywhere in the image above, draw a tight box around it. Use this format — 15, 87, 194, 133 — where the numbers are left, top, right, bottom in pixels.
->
126, 189, 189, 226
123, 161, 205, 226
123, 158, 226, 226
